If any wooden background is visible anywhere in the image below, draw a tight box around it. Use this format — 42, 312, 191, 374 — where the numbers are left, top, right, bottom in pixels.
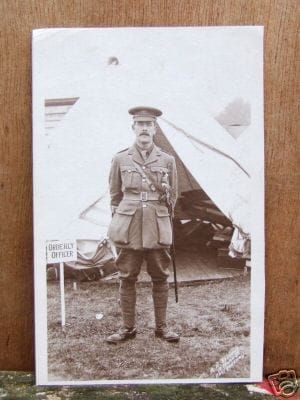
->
0, 0, 299, 375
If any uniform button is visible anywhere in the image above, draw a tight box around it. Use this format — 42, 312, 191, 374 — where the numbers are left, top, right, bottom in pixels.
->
142, 204, 147, 208
142, 166, 146, 170
142, 178, 146, 182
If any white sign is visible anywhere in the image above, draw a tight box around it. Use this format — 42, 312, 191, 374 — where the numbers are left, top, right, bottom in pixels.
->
46, 240, 77, 264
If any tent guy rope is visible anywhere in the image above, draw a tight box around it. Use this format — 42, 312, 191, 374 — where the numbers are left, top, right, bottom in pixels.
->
160, 118, 251, 178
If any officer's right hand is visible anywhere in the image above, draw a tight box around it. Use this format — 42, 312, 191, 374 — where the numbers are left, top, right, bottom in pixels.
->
111, 206, 118, 217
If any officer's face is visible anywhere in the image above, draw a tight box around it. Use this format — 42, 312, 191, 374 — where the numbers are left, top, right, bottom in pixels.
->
133, 120, 156, 148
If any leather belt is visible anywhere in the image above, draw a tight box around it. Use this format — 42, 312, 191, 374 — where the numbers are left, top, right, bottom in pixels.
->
123, 192, 161, 201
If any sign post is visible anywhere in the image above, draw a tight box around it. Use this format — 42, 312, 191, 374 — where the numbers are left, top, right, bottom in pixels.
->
59, 262, 66, 328
46, 239, 77, 329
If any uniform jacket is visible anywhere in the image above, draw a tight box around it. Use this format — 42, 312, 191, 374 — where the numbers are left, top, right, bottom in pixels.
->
107, 144, 178, 249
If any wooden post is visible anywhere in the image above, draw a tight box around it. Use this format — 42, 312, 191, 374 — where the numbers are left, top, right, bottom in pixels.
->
59, 262, 66, 329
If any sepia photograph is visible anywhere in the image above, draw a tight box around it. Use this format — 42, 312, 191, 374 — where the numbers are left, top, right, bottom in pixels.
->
32, 27, 264, 385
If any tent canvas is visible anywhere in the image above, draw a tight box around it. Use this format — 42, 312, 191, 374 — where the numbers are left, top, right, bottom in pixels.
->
34, 27, 260, 241
41, 89, 251, 241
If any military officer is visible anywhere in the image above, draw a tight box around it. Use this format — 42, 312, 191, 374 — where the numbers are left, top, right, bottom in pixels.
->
106, 106, 180, 344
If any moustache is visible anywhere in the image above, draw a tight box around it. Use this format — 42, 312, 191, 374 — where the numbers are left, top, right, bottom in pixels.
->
139, 132, 150, 136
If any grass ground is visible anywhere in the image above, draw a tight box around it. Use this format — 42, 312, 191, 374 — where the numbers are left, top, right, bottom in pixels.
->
47, 274, 250, 382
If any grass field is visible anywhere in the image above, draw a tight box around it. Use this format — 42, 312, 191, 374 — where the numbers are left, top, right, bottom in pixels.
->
47, 274, 250, 382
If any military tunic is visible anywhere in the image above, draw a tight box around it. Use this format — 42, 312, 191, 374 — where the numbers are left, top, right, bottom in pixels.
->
107, 144, 177, 250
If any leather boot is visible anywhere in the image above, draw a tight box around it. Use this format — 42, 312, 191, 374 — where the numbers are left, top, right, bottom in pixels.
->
106, 327, 137, 344
153, 282, 180, 343
106, 280, 137, 344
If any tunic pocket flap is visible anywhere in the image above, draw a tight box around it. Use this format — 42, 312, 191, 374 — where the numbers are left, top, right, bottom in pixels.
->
156, 208, 170, 217
151, 166, 168, 173
120, 165, 136, 173
116, 207, 136, 216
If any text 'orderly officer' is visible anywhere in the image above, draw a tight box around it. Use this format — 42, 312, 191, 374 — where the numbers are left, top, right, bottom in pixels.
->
107, 106, 180, 343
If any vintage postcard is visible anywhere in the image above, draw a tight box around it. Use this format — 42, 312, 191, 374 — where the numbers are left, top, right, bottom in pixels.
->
32, 27, 264, 385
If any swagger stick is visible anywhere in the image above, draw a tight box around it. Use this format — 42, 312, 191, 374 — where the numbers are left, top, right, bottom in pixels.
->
168, 203, 178, 303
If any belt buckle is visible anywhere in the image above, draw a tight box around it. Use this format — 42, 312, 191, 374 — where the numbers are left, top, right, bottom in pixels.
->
140, 192, 148, 201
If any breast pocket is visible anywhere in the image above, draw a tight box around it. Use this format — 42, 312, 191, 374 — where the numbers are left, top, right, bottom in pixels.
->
120, 166, 140, 189
150, 166, 169, 186
156, 206, 172, 246
108, 206, 136, 245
